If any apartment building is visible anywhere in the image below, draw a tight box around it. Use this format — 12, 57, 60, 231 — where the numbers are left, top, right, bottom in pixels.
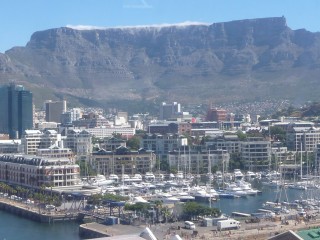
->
36, 145, 74, 159
0, 155, 81, 188
205, 135, 240, 153
64, 129, 92, 159
91, 147, 156, 175
240, 138, 271, 171
168, 148, 229, 174
0, 140, 22, 153
99, 137, 127, 152
21, 129, 62, 155
286, 127, 320, 152
140, 133, 187, 157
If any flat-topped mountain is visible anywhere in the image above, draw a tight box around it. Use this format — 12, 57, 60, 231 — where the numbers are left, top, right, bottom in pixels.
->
1, 17, 320, 107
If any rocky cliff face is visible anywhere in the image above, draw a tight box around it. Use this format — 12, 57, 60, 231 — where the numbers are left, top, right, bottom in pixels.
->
1, 17, 320, 106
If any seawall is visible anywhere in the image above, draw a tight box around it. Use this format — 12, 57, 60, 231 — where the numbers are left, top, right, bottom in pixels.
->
0, 198, 77, 223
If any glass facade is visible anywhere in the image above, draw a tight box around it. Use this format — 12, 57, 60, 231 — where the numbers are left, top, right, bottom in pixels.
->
0, 84, 33, 139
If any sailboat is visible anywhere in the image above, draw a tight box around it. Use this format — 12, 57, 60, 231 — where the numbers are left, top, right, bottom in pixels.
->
261, 157, 289, 214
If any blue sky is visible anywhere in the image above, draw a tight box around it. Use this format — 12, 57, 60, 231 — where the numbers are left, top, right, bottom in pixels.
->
1, 0, 319, 53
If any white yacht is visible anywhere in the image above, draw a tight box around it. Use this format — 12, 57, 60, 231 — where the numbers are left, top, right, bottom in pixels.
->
233, 169, 244, 181
144, 172, 155, 182
176, 171, 184, 179
262, 201, 282, 212
236, 180, 258, 195
245, 171, 256, 181
109, 174, 119, 182
224, 182, 247, 197
89, 174, 115, 186
189, 186, 219, 201
214, 171, 223, 183
130, 174, 143, 182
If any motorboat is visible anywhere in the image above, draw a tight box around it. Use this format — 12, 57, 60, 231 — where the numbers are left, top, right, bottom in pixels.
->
245, 171, 256, 181
109, 174, 119, 182
262, 201, 282, 212
236, 180, 259, 195
189, 186, 219, 201
144, 172, 156, 182
176, 171, 184, 179
233, 169, 244, 181
224, 182, 248, 197
89, 174, 115, 186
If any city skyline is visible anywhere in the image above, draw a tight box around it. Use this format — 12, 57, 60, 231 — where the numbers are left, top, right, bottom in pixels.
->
0, 0, 320, 53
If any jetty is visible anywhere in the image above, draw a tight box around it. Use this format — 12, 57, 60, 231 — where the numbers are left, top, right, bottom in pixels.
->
0, 197, 78, 223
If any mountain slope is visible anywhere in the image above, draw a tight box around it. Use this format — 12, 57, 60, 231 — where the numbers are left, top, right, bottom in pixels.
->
1, 17, 320, 106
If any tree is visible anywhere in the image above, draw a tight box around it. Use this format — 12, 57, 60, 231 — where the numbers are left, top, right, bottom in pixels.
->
161, 206, 171, 223
236, 130, 247, 141
182, 202, 220, 221
126, 136, 141, 150
125, 202, 150, 213
229, 153, 245, 170
269, 126, 286, 142
77, 160, 96, 176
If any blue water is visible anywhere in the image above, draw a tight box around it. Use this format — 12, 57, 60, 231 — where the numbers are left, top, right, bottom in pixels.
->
212, 186, 307, 215
0, 187, 311, 239
0, 210, 80, 240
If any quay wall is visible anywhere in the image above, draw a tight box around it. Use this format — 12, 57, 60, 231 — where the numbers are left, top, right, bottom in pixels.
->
0, 199, 77, 223
79, 223, 110, 239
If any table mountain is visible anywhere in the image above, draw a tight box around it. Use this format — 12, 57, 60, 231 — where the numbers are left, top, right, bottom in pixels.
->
1, 16, 320, 106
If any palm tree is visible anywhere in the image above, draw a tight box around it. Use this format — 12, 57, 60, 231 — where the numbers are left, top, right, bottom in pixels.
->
161, 206, 171, 223
153, 200, 163, 223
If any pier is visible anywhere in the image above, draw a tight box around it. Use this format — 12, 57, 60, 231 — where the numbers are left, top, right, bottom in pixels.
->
0, 197, 78, 223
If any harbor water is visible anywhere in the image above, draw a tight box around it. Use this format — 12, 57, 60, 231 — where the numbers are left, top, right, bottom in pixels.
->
0, 210, 80, 240
0, 186, 315, 239
212, 186, 312, 215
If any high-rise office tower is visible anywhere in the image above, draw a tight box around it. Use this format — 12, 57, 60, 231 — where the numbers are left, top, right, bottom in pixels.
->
45, 100, 67, 123
0, 83, 33, 139
159, 102, 181, 120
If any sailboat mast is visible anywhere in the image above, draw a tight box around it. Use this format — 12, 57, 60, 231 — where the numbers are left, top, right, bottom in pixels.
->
300, 138, 303, 180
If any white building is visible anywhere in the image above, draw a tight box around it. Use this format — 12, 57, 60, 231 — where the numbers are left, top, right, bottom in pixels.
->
21, 129, 62, 155
37, 145, 74, 159
0, 139, 22, 153
168, 149, 229, 174
85, 127, 135, 139
286, 127, 320, 152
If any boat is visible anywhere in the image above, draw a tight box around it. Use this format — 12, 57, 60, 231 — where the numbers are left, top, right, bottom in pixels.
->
261, 201, 282, 212
288, 182, 307, 190
176, 171, 184, 179
144, 172, 155, 182
130, 174, 143, 182
88, 174, 115, 186
217, 189, 241, 199
109, 174, 119, 182
224, 182, 248, 197
235, 180, 259, 195
233, 169, 244, 181
173, 192, 195, 202
245, 171, 257, 182
189, 186, 219, 202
